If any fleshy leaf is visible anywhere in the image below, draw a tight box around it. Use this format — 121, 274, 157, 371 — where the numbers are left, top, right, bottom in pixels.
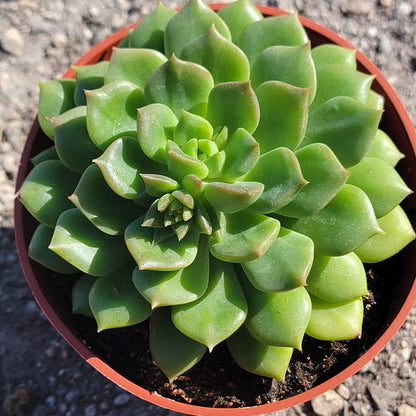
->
144, 54, 214, 118
367, 129, 404, 167
355, 205, 416, 263
306, 253, 368, 303
125, 215, 199, 271
367, 90, 385, 110
206, 81, 259, 135
71, 274, 97, 317
30, 146, 59, 166
209, 210, 280, 262
242, 227, 314, 292
311, 44, 356, 71
227, 325, 293, 381
69, 164, 143, 235
150, 307, 207, 383
17, 160, 80, 227
141, 174, 180, 198
280, 184, 382, 256
251, 43, 316, 104
132, 236, 209, 308
277, 143, 350, 218
253, 81, 309, 153
164, 0, 231, 57
245, 147, 307, 214
306, 295, 363, 341
89, 264, 152, 331
180, 25, 250, 84
29, 223, 79, 274
172, 258, 248, 351
303, 96, 383, 168
347, 157, 412, 218
49, 208, 131, 276
86, 80, 146, 150
204, 181, 264, 214
38, 79, 76, 140
52, 105, 101, 173
173, 110, 213, 148
242, 279, 312, 350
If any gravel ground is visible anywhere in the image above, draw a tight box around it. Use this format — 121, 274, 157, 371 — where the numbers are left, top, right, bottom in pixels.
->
1, 0, 416, 415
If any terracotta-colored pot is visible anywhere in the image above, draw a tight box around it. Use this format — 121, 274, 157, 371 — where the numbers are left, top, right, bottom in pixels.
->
14, 4, 416, 415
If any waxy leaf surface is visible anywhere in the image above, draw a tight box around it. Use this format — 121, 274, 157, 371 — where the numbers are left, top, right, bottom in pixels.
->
311, 44, 357, 71
71, 274, 96, 317
367, 129, 404, 167
173, 110, 213, 148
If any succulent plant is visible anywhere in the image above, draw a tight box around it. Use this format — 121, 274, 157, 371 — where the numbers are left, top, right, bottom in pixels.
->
18, 0, 415, 383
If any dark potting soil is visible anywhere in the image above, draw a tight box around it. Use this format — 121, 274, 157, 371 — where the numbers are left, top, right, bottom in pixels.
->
55, 244, 408, 409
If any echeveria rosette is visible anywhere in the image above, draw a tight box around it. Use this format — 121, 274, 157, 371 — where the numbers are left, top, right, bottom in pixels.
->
17, 0, 415, 386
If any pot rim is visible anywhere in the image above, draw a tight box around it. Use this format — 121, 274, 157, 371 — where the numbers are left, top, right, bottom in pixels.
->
14, 4, 416, 415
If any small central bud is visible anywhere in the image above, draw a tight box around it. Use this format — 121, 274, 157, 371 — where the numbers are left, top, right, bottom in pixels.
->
181, 138, 219, 161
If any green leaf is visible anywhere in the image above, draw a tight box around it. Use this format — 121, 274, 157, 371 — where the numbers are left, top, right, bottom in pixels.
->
86, 80, 146, 150
367, 129, 404, 167
347, 157, 412, 218
29, 223, 79, 274
172, 258, 248, 351
280, 184, 382, 256
245, 147, 307, 214
144, 54, 214, 118
72, 274, 97, 317
164, 0, 231, 57
253, 81, 309, 153
49, 208, 131, 276
206, 81, 259, 135
277, 143, 350, 218
303, 96, 383, 168
132, 236, 210, 308
367, 90, 385, 111
306, 295, 363, 341
17, 160, 80, 227
52, 105, 101, 173
104, 48, 167, 88
227, 325, 293, 381
38, 79, 76, 140
89, 264, 152, 331
150, 307, 207, 383
242, 227, 314, 292
354, 205, 415, 263
125, 216, 199, 271
209, 210, 280, 262
242, 280, 312, 350
173, 110, 213, 148
311, 44, 356, 71
306, 253, 368, 303
180, 25, 250, 84
204, 181, 264, 214
141, 174, 180, 198
31, 146, 59, 166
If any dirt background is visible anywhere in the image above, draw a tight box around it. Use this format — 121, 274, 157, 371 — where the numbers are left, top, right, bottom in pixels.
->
1, 0, 416, 415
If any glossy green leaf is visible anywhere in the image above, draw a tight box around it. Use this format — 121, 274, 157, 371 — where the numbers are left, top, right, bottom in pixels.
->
144, 54, 214, 118
245, 147, 307, 214
303, 96, 383, 168
367, 90, 385, 111
125, 215, 199, 270
204, 150, 226, 179
238, 14, 308, 63
141, 174, 180, 198
173, 110, 213, 148
132, 236, 209, 308
17, 160, 80, 227
180, 25, 250, 84
306, 295, 363, 341
367, 129, 404, 167
251, 43, 316, 104
38, 79, 76, 140
172, 258, 248, 351
89, 264, 152, 331
30, 146, 59, 166
206, 81, 259, 135
347, 157, 412, 218
242, 280, 312, 350
242, 227, 314, 292
306, 253, 368, 303
277, 143, 350, 218
72, 274, 97, 317
29, 223, 79, 274
150, 307, 207, 382
86, 81, 146, 150
49, 208, 131, 276
52, 106, 101, 173
227, 325, 293, 381
69, 164, 143, 235
209, 210, 280, 262
281, 184, 382, 256
164, 0, 231, 57
355, 205, 415, 263
104, 48, 167, 88
311, 44, 356, 71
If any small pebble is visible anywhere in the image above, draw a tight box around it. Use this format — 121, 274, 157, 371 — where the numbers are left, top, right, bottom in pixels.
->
113, 393, 131, 406
0, 28, 24, 56
311, 390, 344, 416
398, 404, 416, 416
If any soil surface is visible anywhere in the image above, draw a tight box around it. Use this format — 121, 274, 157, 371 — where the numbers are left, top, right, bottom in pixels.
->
1, 1, 416, 416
